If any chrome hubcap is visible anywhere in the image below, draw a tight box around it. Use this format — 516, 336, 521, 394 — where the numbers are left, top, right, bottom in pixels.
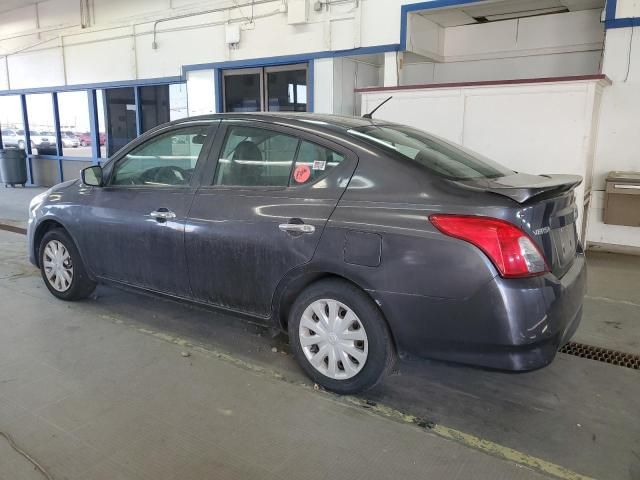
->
43, 240, 73, 292
299, 299, 368, 380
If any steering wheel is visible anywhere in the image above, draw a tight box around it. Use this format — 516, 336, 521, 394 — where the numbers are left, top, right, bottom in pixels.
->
138, 166, 189, 185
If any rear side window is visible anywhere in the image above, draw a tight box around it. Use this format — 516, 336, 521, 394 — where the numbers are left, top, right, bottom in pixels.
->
214, 126, 299, 187
349, 125, 512, 180
213, 126, 345, 187
290, 140, 344, 186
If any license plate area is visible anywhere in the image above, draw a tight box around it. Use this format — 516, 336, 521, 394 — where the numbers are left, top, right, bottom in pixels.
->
552, 223, 577, 267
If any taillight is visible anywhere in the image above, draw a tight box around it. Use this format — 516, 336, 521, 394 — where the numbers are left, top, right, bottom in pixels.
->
429, 214, 548, 278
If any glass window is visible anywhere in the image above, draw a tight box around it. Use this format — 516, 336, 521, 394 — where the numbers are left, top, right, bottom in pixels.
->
224, 71, 261, 112
140, 83, 188, 134
222, 66, 308, 113
0, 95, 24, 149
214, 126, 299, 187
103, 87, 136, 157
110, 127, 208, 187
291, 141, 344, 186
266, 68, 307, 112
58, 91, 91, 157
26, 93, 56, 155
349, 125, 513, 180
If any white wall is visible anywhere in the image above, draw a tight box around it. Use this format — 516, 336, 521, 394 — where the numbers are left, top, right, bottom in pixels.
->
0, 0, 413, 91
399, 9, 605, 86
313, 56, 380, 115
615, 0, 640, 18
401, 50, 603, 84
586, 25, 640, 248
359, 78, 608, 238
186, 69, 217, 116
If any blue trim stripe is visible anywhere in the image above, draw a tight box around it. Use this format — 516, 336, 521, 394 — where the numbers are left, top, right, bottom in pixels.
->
0, 75, 183, 97
87, 90, 100, 161
603, 0, 640, 30
216, 69, 223, 114
52, 92, 64, 182
605, 17, 640, 29
134, 87, 143, 136
182, 44, 400, 75
20, 94, 34, 185
605, 0, 617, 22
308, 59, 314, 113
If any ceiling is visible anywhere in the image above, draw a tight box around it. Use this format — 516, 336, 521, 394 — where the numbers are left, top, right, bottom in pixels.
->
418, 0, 605, 27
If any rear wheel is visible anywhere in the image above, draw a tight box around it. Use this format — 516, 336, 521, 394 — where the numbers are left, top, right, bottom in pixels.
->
288, 279, 395, 394
39, 229, 96, 301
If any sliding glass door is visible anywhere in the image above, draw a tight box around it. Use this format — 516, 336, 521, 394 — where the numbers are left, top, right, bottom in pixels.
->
222, 64, 308, 113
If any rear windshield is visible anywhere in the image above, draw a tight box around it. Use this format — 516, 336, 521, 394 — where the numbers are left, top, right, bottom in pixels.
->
349, 125, 513, 180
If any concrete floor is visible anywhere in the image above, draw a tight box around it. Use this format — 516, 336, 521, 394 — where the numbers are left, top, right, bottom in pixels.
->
0, 187, 639, 480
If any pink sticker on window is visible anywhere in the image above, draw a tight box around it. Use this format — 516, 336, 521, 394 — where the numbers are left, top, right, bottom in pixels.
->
293, 165, 311, 183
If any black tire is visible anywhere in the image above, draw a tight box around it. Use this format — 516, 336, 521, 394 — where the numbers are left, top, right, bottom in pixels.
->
288, 279, 395, 394
39, 228, 96, 301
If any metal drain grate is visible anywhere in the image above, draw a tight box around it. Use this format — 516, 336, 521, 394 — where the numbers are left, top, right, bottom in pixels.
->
560, 342, 640, 370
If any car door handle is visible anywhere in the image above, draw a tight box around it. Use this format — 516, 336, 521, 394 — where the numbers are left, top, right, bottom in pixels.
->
278, 223, 315, 234
150, 209, 177, 221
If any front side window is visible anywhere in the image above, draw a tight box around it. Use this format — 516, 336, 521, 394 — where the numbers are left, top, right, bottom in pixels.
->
214, 126, 299, 187
110, 126, 208, 186
349, 125, 513, 180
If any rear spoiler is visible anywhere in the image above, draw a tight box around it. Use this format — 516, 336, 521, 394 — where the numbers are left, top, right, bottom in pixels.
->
454, 174, 583, 204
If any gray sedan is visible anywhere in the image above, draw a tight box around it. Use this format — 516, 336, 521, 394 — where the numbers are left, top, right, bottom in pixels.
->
28, 113, 586, 393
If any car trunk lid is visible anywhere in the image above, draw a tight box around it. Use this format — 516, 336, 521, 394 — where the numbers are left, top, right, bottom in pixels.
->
456, 173, 582, 278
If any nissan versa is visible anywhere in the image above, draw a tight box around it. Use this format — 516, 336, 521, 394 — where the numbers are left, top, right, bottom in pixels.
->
28, 113, 586, 394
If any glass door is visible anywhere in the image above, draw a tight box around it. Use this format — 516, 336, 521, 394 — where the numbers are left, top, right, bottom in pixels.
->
222, 68, 263, 112
222, 64, 308, 113
265, 64, 308, 112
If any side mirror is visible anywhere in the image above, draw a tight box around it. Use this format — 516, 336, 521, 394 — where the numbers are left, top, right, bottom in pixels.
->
81, 165, 103, 187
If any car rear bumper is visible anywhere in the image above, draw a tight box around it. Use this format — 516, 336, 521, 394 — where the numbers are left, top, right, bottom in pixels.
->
371, 252, 586, 371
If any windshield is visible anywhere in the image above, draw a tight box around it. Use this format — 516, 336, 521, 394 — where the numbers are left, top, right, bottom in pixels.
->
349, 125, 513, 180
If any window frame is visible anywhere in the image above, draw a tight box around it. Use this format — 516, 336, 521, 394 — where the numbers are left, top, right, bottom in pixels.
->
199, 119, 356, 192
102, 121, 219, 190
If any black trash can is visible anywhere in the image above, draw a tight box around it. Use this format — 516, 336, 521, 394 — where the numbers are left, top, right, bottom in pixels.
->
0, 148, 28, 187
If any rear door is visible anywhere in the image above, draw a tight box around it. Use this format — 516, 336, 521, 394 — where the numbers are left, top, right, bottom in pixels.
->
185, 120, 357, 317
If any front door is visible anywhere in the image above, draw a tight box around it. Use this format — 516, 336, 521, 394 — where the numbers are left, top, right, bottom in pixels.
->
185, 120, 357, 317
80, 122, 216, 296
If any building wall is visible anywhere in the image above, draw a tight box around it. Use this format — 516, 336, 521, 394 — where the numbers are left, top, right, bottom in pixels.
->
401, 50, 603, 84
402, 9, 604, 84
586, 24, 640, 248
0, 0, 409, 91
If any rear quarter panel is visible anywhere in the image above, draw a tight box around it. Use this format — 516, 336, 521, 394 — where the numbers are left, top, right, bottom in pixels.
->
321, 147, 515, 300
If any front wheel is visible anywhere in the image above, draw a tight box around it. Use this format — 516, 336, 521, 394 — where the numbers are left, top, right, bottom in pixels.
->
288, 279, 395, 394
39, 229, 96, 301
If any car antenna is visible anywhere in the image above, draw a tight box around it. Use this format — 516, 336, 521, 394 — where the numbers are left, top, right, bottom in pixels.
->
362, 96, 392, 119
